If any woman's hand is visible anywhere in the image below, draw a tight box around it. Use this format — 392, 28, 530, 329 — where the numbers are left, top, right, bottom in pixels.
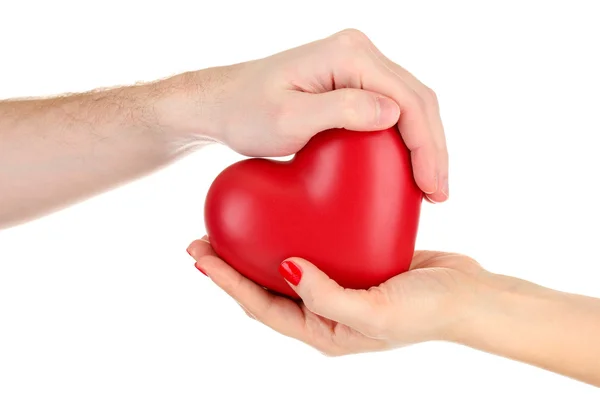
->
187, 238, 600, 387
186, 237, 485, 355
181, 29, 448, 202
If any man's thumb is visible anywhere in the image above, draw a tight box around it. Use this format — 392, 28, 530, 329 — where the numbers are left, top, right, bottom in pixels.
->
301, 88, 400, 133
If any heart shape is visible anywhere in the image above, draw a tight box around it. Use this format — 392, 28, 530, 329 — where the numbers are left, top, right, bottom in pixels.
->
204, 126, 423, 299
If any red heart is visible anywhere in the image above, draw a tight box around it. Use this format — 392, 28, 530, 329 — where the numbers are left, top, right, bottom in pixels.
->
204, 126, 423, 299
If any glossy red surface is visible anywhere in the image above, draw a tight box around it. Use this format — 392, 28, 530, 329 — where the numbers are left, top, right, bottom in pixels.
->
204, 126, 423, 298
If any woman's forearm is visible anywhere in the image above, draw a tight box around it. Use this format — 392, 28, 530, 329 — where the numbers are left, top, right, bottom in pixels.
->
0, 69, 225, 229
457, 273, 600, 386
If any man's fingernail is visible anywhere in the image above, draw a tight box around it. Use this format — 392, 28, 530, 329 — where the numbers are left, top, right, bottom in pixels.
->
278, 260, 302, 286
441, 177, 449, 198
194, 262, 208, 277
376, 96, 400, 126
423, 174, 438, 195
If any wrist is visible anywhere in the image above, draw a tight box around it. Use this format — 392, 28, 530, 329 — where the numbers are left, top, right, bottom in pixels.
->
448, 273, 540, 346
145, 65, 241, 147
448, 271, 571, 356
448, 272, 600, 385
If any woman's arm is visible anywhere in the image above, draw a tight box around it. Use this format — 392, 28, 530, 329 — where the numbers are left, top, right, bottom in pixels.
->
186, 240, 600, 387
457, 274, 600, 386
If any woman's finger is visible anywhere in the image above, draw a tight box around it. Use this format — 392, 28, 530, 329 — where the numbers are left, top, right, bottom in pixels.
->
278, 257, 392, 339
188, 240, 309, 341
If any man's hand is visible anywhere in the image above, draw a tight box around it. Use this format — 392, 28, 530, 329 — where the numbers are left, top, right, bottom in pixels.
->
186, 29, 448, 201
0, 28, 446, 229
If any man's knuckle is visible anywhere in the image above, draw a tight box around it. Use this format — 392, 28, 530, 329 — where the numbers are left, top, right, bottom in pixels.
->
415, 89, 429, 109
333, 28, 369, 49
422, 86, 439, 108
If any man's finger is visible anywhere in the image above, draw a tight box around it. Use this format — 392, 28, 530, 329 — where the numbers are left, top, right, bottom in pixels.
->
365, 38, 449, 201
329, 32, 448, 199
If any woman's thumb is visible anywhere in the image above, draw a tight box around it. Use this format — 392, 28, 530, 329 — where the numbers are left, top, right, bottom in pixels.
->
278, 258, 376, 331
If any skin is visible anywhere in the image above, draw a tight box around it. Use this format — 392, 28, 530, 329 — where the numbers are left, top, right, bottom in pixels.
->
1, 28, 598, 386
188, 239, 600, 387
0, 29, 446, 229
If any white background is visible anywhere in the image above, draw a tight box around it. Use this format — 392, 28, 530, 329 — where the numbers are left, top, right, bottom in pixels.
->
1, 0, 599, 398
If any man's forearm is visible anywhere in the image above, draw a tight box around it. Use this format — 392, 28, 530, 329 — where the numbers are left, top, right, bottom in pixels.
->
0, 70, 223, 229
457, 274, 600, 386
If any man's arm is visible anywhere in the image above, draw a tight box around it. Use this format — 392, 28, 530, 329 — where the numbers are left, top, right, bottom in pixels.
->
0, 70, 225, 228
0, 29, 449, 229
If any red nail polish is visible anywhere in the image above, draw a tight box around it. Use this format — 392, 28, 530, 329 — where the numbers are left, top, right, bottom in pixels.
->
194, 262, 207, 277
278, 261, 302, 286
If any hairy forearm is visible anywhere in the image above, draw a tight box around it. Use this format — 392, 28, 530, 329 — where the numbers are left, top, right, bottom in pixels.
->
0, 69, 226, 229
458, 274, 600, 386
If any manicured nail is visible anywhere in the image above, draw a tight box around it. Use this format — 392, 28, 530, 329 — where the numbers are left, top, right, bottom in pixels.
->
278, 260, 302, 286
194, 262, 207, 277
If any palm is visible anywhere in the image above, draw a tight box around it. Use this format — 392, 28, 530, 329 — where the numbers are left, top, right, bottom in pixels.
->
292, 302, 380, 355
268, 251, 484, 355
188, 238, 483, 356
382, 250, 483, 308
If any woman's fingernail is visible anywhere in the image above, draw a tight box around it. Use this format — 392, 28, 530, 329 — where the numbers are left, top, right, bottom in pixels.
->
194, 262, 208, 277
278, 260, 302, 286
